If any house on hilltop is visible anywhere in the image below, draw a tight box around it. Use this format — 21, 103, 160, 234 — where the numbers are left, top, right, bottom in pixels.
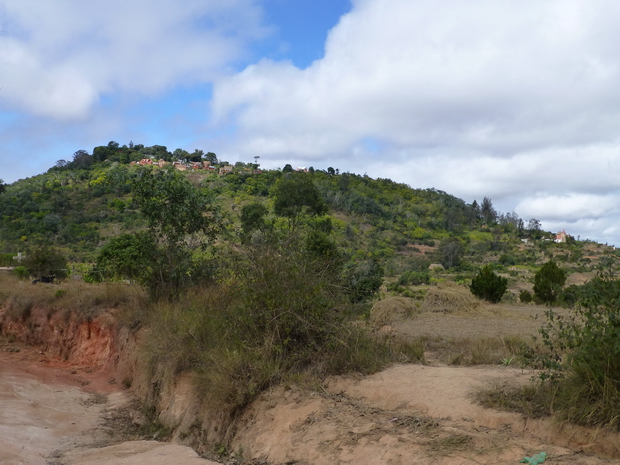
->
555, 230, 568, 243
219, 165, 233, 175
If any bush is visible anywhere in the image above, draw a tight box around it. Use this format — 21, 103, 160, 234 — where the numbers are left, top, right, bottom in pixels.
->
534, 260, 567, 304
499, 254, 516, 266
343, 259, 384, 303
470, 265, 507, 303
538, 271, 620, 429
519, 290, 533, 303
23, 246, 68, 279
13, 266, 29, 280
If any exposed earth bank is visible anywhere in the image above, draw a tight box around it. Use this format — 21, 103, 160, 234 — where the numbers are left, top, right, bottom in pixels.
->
1, 303, 620, 464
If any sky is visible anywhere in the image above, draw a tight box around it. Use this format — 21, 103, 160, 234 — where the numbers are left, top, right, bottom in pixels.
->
2, 0, 620, 245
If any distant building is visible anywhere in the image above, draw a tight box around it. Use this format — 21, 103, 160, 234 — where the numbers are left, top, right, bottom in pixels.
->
219, 165, 233, 175
555, 230, 568, 243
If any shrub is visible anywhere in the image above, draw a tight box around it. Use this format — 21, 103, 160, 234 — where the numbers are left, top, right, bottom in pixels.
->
533, 260, 566, 304
343, 259, 384, 303
499, 254, 516, 266
538, 270, 620, 428
23, 246, 68, 279
397, 270, 430, 286
469, 265, 507, 303
519, 290, 532, 303
13, 266, 29, 280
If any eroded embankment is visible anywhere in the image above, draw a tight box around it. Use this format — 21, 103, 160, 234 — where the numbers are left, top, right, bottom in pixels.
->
2, 303, 620, 465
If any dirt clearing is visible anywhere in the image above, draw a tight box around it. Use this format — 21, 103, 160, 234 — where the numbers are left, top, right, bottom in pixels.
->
0, 340, 219, 465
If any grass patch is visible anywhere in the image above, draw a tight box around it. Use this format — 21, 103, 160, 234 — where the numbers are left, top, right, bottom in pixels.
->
0, 273, 145, 323
422, 334, 538, 366
427, 433, 474, 453
476, 381, 556, 419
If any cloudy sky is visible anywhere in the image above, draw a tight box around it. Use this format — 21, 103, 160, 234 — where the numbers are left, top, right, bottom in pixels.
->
2, 0, 620, 245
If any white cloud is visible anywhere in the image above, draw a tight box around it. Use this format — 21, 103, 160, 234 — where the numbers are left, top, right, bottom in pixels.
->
515, 193, 619, 222
213, 0, 620, 156
211, 0, 620, 245
0, 0, 266, 119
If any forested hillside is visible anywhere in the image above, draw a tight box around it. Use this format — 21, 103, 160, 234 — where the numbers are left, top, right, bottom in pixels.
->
1, 142, 617, 293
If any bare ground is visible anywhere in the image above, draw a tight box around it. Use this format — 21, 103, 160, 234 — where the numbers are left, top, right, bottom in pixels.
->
2, 299, 620, 464
0, 340, 219, 465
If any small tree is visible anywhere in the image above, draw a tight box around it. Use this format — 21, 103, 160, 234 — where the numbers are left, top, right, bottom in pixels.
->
519, 290, 533, 303
470, 265, 507, 303
240, 202, 268, 239
534, 260, 567, 304
437, 237, 464, 269
23, 246, 68, 279
272, 173, 327, 231
97, 168, 221, 299
343, 259, 384, 303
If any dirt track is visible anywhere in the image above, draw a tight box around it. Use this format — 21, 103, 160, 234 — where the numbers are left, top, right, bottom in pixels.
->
2, 301, 620, 464
0, 342, 219, 465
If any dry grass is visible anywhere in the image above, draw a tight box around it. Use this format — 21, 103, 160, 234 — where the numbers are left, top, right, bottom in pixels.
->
369, 296, 421, 327
415, 334, 538, 366
427, 433, 474, 453
420, 283, 482, 314
0, 273, 146, 322
476, 381, 556, 419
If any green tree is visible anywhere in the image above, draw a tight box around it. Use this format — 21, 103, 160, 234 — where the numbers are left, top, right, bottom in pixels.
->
470, 265, 507, 303
97, 168, 221, 299
240, 202, 268, 239
538, 271, 620, 428
204, 152, 218, 164
23, 246, 68, 279
480, 197, 497, 224
94, 232, 156, 282
343, 259, 384, 303
534, 260, 567, 303
272, 173, 327, 231
132, 168, 220, 244
437, 237, 464, 269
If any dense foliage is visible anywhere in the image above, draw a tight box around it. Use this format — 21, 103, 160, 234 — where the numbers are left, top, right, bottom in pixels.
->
539, 270, 620, 429
534, 260, 567, 303
470, 265, 507, 303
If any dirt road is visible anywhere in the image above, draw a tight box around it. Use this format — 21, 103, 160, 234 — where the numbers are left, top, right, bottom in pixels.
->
0, 342, 219, 465
2, 335, 620, 464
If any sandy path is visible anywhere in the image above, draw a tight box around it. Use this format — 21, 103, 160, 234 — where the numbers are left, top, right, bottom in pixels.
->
0, 343, 219, 465
233, 364, 620, 464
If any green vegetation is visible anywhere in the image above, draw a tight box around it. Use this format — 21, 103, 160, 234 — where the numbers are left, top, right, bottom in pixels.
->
3, 141, 620, 439
94, 168, 221, 299
23, 246, 68, 279
537, 270, 620, 429
534, 260, 567, 304
469, 265, 507, 303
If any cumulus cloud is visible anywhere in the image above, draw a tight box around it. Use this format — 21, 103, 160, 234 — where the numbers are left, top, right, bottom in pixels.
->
0, 0, 266, 119
211, 0, 620, 244
213, 0, 620, 155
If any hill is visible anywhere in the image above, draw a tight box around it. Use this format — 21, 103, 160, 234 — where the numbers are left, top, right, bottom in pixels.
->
1, 142, 618, 296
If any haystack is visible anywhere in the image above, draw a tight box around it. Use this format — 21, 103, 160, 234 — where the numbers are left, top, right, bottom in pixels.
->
421, 283, 481, 314
369, 297, 420, 327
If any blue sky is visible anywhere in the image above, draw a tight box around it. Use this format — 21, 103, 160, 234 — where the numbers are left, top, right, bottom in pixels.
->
3, 0, 620, 246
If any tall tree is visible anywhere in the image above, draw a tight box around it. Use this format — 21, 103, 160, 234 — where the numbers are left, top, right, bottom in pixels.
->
480, 197, 497, 224
97, 167, 221, 299
272, 173, 327, 231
